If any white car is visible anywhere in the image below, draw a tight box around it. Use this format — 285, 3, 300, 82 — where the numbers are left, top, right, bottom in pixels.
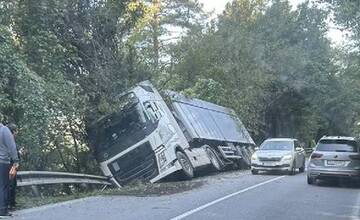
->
251, 138, 306, 175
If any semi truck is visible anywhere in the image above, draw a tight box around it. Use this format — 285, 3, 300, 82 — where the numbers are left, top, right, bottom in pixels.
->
88, 81, 256, 187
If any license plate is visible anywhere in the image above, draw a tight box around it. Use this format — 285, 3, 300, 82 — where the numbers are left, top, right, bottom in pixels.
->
263, 162, 276, 166
326, 160, 345, 167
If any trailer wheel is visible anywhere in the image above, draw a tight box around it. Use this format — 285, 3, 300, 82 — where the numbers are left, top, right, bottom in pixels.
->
176, 151, 194, 180
205, 148, 222, 171
240, 147, 251, 168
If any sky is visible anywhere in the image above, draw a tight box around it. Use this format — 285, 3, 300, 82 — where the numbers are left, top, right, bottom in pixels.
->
198, 0, 345, 46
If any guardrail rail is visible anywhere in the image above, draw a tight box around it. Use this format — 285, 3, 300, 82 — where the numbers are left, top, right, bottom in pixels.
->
17, 171, 112, 187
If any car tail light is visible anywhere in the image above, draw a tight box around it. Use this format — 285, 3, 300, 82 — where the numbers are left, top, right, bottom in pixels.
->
349, 155, 360, 160
311, 153, 323, 159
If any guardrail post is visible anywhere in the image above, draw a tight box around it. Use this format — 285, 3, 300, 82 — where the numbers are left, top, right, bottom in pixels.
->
80, 183, 89, 191
31, 185, 41, 197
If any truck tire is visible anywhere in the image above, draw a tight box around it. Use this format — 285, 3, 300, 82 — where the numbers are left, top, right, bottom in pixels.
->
205, 147, 222, 171
240, 147, 251, 168
244, 147, 253, 160
176, 151, 194, 180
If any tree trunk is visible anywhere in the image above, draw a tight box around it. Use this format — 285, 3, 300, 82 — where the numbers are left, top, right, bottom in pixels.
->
151, 0, 161, 70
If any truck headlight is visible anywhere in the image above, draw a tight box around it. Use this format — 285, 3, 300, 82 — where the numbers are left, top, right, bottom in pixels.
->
282, 154, 292, 161
158, 151, 167, 168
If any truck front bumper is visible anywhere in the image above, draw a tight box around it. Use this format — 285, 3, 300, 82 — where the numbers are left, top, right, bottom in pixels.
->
150, 160, 182, 183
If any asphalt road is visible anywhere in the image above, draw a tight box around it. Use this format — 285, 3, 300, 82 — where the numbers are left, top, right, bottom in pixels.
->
12, 170, 360, 220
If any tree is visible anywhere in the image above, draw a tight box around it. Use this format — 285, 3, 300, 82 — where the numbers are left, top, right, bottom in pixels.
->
1, 0, 150, 173
168, 0, 339, 143
318, 0, 360, 137
129, 0, 207, 74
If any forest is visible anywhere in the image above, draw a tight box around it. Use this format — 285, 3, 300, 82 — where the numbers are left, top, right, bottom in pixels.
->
0, 0, 359, 174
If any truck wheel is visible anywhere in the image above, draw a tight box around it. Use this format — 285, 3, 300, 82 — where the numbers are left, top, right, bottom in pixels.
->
176, 151, 194, 180
205, 148, 222, 171
240, 147, 251, 168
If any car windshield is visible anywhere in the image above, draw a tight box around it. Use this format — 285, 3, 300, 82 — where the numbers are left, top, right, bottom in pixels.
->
316, 140, 358, 152
260, 140, 293, 151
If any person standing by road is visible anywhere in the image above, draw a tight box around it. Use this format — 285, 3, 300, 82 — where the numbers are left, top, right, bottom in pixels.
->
7, 123, 19, 210
0, 122, 19, 217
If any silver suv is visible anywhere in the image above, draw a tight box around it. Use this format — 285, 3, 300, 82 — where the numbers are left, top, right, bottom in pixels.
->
307, 136, 360, 184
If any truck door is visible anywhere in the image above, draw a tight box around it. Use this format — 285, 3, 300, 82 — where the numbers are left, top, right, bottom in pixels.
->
144, 101, 175, 145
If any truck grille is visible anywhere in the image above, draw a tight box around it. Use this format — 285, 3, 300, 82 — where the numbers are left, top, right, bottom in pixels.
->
108, 142, 159, 186
259, 157, 282, 162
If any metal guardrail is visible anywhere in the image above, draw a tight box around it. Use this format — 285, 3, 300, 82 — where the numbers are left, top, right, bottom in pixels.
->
17, 171, 113, 187
304, 148, 314, 156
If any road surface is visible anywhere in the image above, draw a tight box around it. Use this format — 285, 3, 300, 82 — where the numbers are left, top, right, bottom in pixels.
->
12, 171, 360, 220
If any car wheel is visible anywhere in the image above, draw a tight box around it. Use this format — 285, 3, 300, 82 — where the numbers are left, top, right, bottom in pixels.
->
307, 176, 315, 185
176, 151, 194, 180
251, 169, 258, 175
288, 162, 296, 175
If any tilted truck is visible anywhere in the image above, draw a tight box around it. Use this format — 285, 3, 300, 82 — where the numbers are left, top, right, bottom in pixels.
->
88, 81, 256, 187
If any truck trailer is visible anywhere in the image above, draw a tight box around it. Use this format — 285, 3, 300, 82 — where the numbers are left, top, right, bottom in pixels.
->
88, 81, 256, 187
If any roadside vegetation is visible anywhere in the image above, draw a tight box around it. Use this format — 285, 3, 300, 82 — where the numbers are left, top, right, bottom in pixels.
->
1, 0, 360, 199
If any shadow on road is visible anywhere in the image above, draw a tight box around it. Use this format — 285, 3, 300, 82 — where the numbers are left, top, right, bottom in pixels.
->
162, 168, 250, 183
315, 178, 360, 189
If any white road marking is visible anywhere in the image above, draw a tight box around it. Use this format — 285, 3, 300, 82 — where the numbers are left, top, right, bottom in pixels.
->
170, 175, 286, 220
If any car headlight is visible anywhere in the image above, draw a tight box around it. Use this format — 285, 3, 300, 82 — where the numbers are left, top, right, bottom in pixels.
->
282, 154, 292, 161
251, 153, 258, 161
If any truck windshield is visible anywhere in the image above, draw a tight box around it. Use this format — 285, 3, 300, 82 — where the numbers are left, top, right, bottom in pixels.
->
89, 93, 153, 162
260, 141, 293, 151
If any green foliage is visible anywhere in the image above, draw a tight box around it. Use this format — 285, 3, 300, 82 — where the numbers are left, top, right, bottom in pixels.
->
0, 0, 359, 175
130, 0, 207, 73
319, 0, 360, 137
0, 0, 149, 173
167, 0, 347, 143
323, 0, 360, 46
